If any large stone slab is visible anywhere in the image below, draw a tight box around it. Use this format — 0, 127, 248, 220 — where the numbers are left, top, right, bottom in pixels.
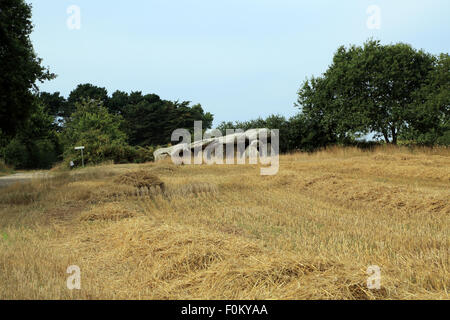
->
154, 128, 273, 162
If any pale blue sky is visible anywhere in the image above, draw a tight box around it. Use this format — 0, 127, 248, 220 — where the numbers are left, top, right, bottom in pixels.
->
29, 0, 450, 126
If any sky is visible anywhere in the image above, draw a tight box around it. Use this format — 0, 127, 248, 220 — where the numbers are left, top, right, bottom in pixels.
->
28, 0, 450, 127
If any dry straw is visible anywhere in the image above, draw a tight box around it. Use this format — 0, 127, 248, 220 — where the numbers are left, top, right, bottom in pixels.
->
0, 146, 448, 299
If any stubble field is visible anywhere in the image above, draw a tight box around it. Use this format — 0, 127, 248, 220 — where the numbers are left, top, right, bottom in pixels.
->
0, 146, 448, 299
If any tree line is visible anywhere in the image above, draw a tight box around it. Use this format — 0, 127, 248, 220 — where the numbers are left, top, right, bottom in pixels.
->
219, 40, 449, 151
1, 0, 448, 170
2, 83, 213, 169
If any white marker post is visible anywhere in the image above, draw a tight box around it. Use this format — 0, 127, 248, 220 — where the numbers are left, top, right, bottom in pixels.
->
74, 146, 85, 167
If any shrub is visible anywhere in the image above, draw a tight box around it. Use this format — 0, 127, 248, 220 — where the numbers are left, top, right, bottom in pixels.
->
133, 146, 155, 163
3, 137, 60, 170
0, 158, 13, 175
3, 138, 28, 169
62, 99, 130, 166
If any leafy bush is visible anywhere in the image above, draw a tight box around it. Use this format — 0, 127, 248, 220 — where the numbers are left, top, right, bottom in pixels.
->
62, 99, 129, 166
0, 158, 14, 175
3, 137, 60, 169
3, 138, 28, 169
217, 113, 337, 153
65, 144, 155, 168
436, 130, 450, 145
133, 146, 155, 163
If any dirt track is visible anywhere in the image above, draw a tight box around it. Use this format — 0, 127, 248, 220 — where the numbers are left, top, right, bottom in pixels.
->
0, 172, 48, 189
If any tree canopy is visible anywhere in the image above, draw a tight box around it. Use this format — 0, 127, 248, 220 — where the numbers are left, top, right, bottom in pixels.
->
402, 53, 450, 145
61, 99, 129, 165
297, 39, 440, 144
3, 103, 61, 169
0, 0, 54, 136
38, 85, 214, 148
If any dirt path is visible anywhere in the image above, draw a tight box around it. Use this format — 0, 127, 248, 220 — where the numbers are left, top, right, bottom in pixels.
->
0, 172, 48, 189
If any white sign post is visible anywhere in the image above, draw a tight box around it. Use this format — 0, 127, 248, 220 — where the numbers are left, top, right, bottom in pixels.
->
74, 146, 85, 167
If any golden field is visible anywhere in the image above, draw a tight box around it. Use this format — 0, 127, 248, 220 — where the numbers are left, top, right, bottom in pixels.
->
0, 146, 448, 300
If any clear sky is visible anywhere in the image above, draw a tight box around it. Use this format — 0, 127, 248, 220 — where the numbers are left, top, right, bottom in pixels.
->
28, 0, 450, 127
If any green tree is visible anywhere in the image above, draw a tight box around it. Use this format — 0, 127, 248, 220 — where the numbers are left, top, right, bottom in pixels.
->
217, 114, 336, 153
3, 104, 61, 169
403, 53, 450, 145
217, 115, 291, 152
62, 99, 129, 165
289, 114, 338, 152
169, 101, 214, 134
122, 94, 171, 146
298, 40, 436, 144
38, 91, 67, 124
108, 90, 129, 114
121, 94, 213, 146
64, 84, 109, 118
0, 0, 55, 136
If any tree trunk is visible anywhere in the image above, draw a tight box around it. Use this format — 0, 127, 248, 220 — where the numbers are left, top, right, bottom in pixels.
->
391, 126, 397, 145
382, 131, 390, 144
